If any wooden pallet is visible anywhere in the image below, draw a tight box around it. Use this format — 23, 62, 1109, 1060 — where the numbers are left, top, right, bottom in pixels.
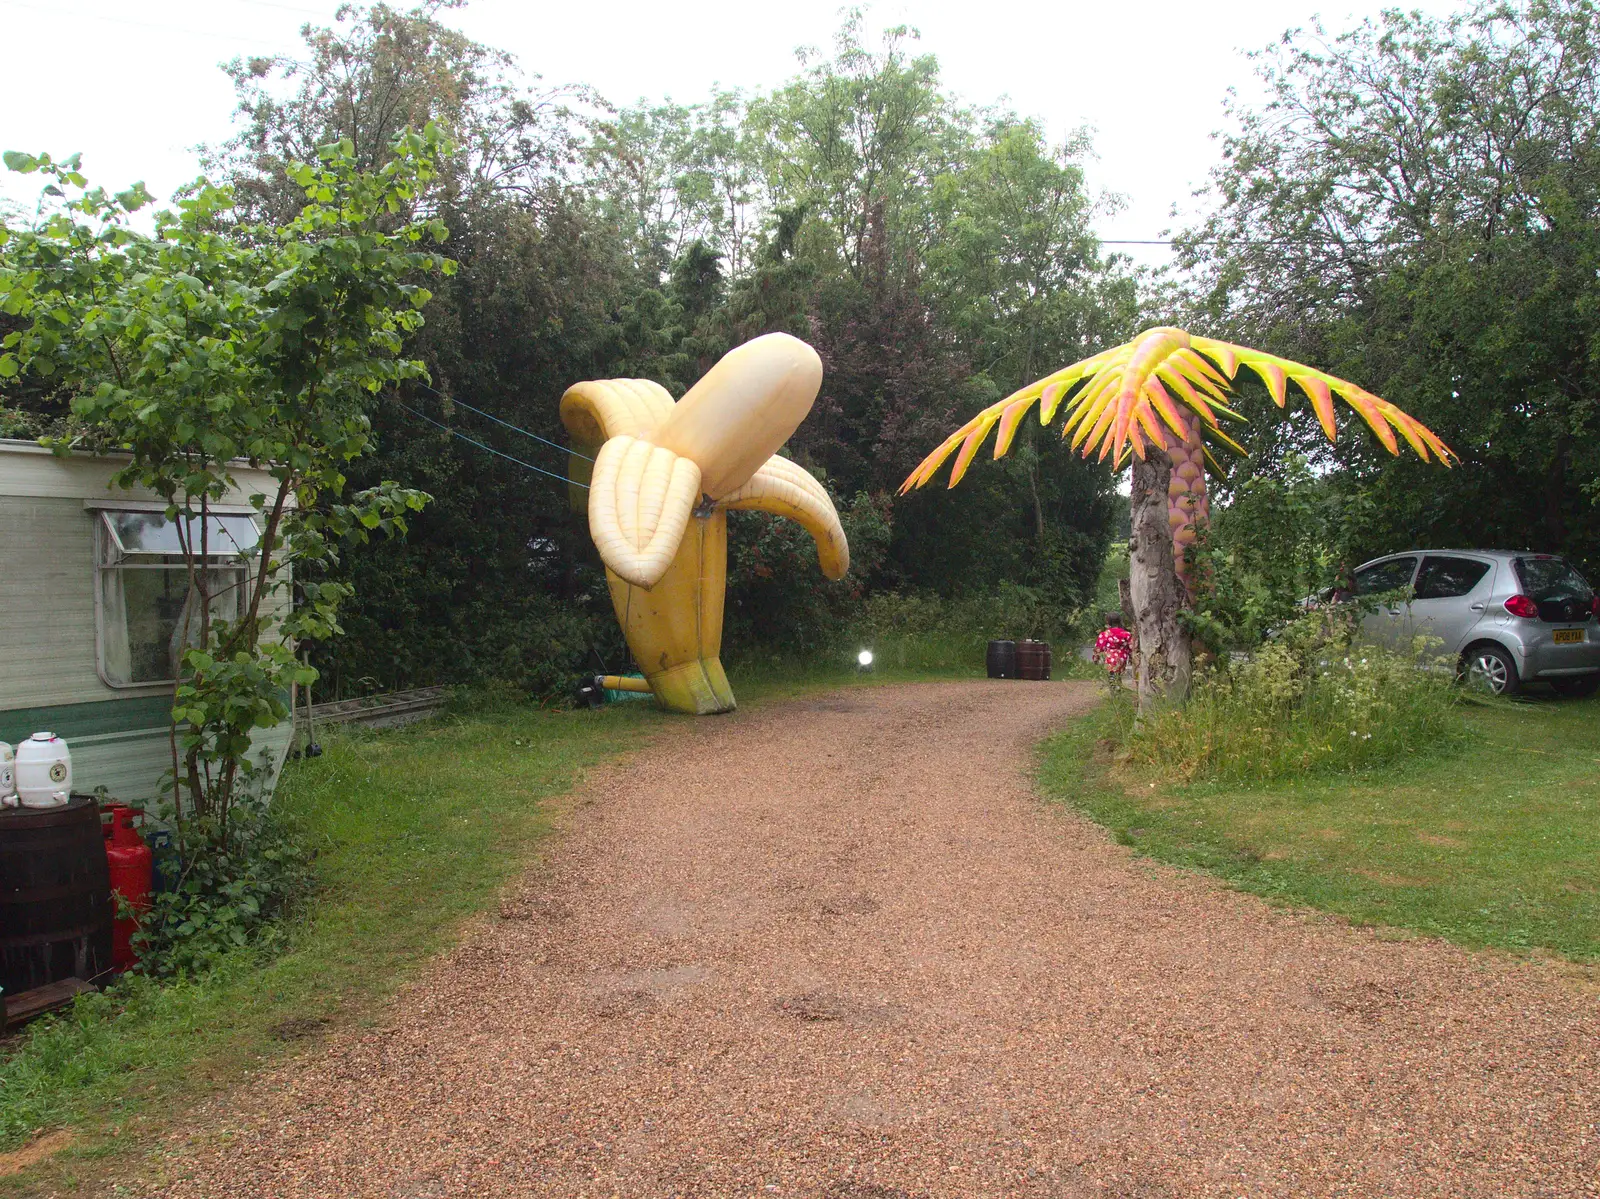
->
2, 977, 95, 1029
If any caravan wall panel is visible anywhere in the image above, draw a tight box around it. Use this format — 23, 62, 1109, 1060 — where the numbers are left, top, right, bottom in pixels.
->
0, 442, 295, 806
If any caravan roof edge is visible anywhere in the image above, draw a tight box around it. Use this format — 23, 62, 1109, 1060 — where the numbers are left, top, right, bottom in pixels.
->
0, 437, 273, 471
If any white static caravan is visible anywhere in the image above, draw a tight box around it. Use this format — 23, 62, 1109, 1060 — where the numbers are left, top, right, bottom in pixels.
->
0, 439, 294, 807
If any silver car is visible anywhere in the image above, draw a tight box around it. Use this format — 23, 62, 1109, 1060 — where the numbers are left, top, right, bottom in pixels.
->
1348, 550, 1600, 697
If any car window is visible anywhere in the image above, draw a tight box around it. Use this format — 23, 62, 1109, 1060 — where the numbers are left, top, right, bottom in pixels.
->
1514, 557, 1594, 602
1415, 556, 1491, 600
1355, 556, 1417, 596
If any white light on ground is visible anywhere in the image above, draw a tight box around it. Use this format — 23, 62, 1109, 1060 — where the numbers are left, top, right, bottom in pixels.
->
857, 649, 874, 668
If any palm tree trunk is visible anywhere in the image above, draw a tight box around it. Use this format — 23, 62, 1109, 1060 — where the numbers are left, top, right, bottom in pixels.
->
1167, 408, 1209, 598
1129, 446, 1191, 707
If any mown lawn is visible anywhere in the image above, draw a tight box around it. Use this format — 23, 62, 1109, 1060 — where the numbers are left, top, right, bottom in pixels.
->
1039, 690, 1600, 960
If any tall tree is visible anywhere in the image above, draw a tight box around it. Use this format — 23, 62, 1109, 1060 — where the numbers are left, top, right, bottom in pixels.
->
1183, 0, 1600, 573
208, 1, 584, 223
748, 12, 961, 279
587, 90, 764, 278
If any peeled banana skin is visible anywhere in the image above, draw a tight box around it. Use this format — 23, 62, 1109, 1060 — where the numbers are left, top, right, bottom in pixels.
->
606, 509, 734, 715
560, 334, 848, 715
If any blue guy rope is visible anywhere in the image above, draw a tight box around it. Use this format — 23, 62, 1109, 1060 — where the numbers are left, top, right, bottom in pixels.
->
392, 398, 589, 488
412, 381, 594, 462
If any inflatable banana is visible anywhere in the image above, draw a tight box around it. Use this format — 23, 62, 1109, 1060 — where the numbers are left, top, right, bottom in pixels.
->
562, 333, 850, 714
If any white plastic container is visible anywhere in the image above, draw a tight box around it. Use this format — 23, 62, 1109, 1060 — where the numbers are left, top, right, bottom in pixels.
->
0, 740, 14, 807
15, 732, 71, 809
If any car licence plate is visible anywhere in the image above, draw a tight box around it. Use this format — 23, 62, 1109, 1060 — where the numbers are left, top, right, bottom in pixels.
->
1553, 628, 1584, 644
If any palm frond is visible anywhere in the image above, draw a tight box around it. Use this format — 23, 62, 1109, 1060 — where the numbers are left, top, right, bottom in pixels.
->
900, 327, 1456, 494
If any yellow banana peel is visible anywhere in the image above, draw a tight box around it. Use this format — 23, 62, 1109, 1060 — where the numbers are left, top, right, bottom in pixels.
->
562, 333, 850, 714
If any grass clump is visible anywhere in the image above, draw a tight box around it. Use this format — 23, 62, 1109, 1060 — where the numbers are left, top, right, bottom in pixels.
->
1106, 609, 1466, 783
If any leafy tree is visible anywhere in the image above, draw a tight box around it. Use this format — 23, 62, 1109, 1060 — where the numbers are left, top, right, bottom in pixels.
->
1185, 456, 1341, 651
926, 122, 1114, 382
0, 129, 451, 826
202, 3, 652, 696
749, 12, 961, 279
1183, 0, 1600, 573
208, 0, 584, 222
588, 90, 763, 277
321, 194, 643, 696
915, 118, 1138, 600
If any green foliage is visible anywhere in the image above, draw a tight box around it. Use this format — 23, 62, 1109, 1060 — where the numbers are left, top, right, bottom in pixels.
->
1107, 608, 1466, 783
925, 120, 1136, 387
135, 794, 313, 979
725, 489, 891, 657
207, 2, 586, 224
845, 582, 1086, 674
748, 11, 954, 279
588, 90, 760, 278
1183, 455, 1342, 651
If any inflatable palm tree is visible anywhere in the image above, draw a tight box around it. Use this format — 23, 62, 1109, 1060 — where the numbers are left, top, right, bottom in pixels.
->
902, 326, 1455, 703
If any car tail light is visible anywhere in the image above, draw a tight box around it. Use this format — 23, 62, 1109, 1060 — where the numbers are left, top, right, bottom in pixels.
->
1591, 595, 1600, 620
1505, 594, 1540, 619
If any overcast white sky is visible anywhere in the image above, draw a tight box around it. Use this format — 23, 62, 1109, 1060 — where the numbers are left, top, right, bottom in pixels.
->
2, 0, 1465, 265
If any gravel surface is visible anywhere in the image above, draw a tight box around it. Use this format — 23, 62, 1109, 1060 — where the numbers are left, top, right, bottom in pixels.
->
150, 682, 1597, 1198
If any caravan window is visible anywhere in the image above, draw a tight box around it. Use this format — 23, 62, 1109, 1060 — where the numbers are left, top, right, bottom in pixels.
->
95, 511, 262, 687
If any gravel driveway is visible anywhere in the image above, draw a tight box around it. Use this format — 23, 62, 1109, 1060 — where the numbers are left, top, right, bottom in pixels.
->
153, 681, 1597, 1198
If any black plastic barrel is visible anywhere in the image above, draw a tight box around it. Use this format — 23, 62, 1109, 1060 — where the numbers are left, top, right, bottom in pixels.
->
1017, 639, 1053, 681
986, 639, 1017, 679
0, 796, 113, 996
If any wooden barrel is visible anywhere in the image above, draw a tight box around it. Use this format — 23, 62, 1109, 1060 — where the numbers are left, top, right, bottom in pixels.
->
0, 796, 113, 996
1016, 639, 1053, 681
986, 640, 1017, 679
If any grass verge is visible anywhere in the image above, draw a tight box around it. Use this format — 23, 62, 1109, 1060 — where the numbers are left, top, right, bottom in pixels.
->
0, 696, 664, 1192
1039, 690, 1600, 960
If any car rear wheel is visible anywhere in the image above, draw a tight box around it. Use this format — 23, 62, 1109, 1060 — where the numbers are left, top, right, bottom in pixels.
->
1550, 675, 1600, 698
1463, 644, 1520, 696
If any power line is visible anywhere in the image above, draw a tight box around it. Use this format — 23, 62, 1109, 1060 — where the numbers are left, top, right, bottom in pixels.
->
392, 398, 588, 488
412, 381, 593, 462
1100, 236, 1422, 247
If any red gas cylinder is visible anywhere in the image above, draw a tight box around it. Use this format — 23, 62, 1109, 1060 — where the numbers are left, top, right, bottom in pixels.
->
103, 805, 153, 972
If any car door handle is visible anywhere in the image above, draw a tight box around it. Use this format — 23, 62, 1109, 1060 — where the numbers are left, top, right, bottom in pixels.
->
1469, 602, 1485, 611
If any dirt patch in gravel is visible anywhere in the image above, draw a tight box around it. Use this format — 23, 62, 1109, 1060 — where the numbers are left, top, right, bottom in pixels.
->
143, 681, 1597, 1198
0, 1131, 73, 1179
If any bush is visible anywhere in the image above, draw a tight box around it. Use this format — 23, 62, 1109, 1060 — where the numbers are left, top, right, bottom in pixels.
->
1104, 607, 1467, 783
134, 794, 313, 979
